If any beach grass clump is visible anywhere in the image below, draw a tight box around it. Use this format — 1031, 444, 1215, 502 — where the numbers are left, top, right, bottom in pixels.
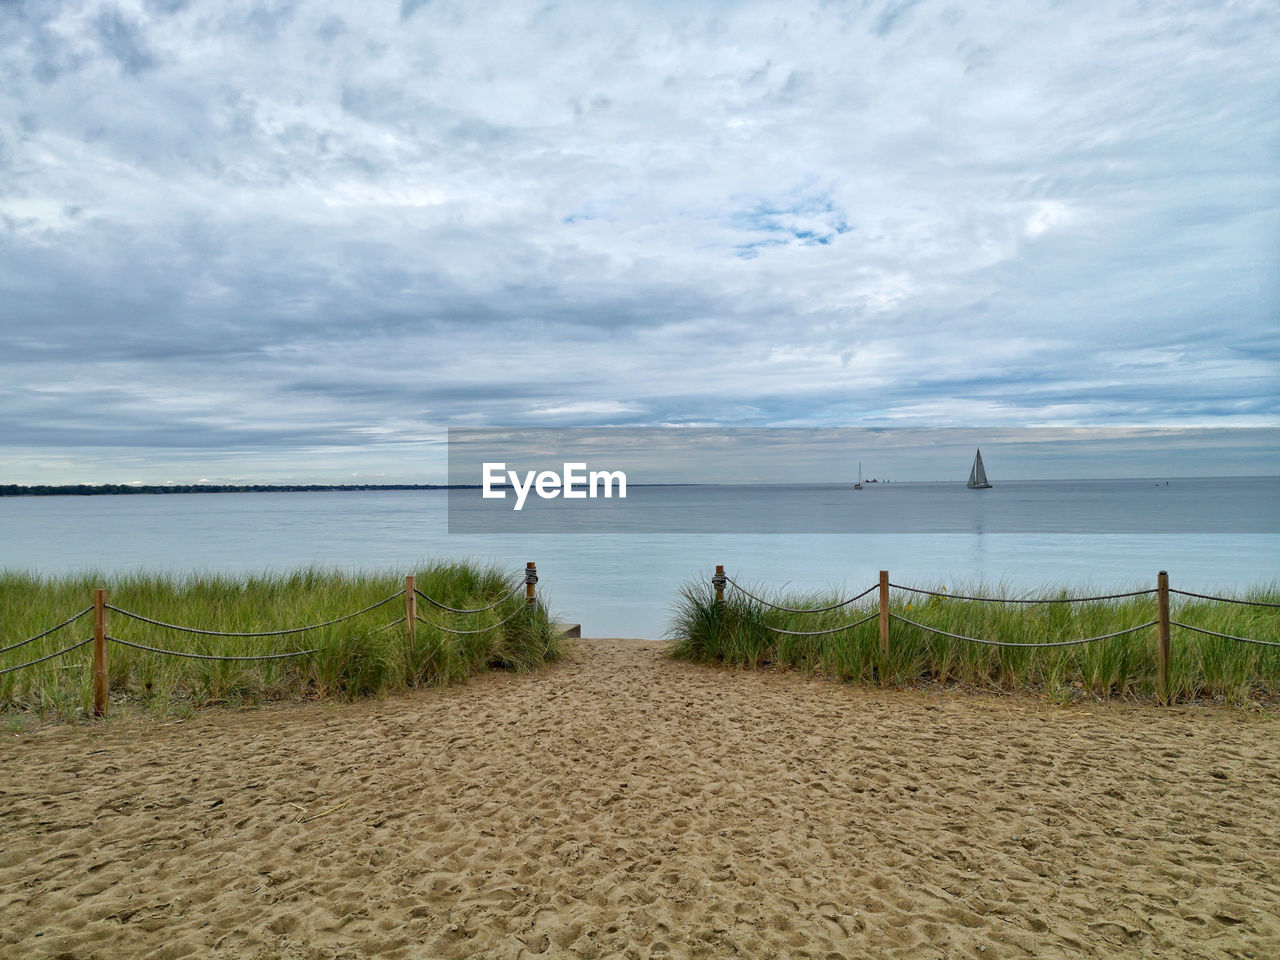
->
666, 578, 1280, 704
0, 564, 564, 717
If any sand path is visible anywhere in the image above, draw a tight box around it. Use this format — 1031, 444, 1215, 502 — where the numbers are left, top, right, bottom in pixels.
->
3, 639, 1279, 959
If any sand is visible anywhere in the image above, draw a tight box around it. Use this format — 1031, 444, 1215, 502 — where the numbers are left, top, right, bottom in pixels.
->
2, 638, 1278, 960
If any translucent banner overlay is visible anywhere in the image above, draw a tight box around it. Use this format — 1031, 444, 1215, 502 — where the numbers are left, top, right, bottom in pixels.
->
446, 427, 1279, 534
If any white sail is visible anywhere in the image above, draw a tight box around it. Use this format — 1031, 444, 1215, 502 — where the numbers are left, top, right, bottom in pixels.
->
967, 449, 991, 488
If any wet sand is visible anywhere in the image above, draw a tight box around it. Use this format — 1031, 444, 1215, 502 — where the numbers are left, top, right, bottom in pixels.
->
2, 638, 1278, 959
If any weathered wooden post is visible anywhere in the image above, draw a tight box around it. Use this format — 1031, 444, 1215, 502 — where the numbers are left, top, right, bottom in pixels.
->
93, 588, 108, 718
879, 570, 890, 688
404, 575, 416, 644
526, 562, 537, 608
714, 564, 725, 604
1157, 570, 1171, 705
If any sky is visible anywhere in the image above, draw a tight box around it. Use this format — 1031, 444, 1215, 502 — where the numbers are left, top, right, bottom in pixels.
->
1, 0, 1277, 484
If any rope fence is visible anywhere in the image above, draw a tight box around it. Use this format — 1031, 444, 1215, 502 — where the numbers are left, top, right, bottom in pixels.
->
1169, 589, 1280, 608
416, 602, 535, 636
0, 606, 93, 656
104, 614, 411, 664
1, 563, 542, 716
713, 564, 1277, 702
890, 613, 1158, 649
0, 638, 93, 676
888, 584, 1157, 603
415, 580, 528, 615
105, 592, 402, 637
106, 637, 318, 660
761, 611, 879, 637
1170, 621, 1280, 648
724, 576, 877, 613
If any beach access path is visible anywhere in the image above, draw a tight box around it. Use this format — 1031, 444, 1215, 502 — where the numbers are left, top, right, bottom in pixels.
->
2, 638, 1278, 959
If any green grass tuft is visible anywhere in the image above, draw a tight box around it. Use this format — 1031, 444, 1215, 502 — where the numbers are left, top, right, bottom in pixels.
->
665, 578, 1280, 704
1, 564, 565, 718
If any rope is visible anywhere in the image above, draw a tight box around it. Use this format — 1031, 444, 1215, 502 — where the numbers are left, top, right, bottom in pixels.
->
107, 637, 316, 660
1171, 621, 1280, 647
1169, 589, 1280, 608
105, 592, 401, 637
889, 614, 1158, 648
888, 584, 1157, 604
0, 638, 93, 675
0, 606, 94, 655
416, 603, 533, 635
415, 582, 525, 615
725, 577, 878, 613
761, 612, 880, 636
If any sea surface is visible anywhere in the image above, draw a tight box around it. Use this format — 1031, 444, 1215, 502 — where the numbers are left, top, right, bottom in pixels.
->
1, 480, 1276, 638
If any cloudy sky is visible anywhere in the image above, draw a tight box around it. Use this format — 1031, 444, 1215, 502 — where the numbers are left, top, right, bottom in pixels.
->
2, 0, 1276, 484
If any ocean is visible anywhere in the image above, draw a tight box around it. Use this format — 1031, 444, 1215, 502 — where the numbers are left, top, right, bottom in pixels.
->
1, 480, 1276, 638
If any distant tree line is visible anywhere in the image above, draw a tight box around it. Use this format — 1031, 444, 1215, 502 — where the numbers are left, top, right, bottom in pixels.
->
0, 484, 478, 497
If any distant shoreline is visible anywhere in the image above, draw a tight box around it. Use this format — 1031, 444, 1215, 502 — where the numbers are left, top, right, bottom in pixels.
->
0, 482, 709, 497
0, 484, 479, 497
0, 477, 1271, 497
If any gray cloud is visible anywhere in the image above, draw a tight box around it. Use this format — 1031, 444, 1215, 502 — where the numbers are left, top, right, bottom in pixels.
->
399, 0, 431, 22
873, 0, 926, 38
93, 6, 158, 75
0, 0, 1276, 483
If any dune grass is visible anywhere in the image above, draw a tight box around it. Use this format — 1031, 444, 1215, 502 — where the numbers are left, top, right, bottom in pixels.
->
1, 564, 564, 718
666, 578, 1280, 704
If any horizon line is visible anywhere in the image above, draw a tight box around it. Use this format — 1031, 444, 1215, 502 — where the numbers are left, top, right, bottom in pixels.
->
2, 473, 1277, 496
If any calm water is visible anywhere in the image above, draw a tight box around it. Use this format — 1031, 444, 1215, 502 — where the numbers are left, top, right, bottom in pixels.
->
449, 477, 1277, 533
1, 483, 1276, 638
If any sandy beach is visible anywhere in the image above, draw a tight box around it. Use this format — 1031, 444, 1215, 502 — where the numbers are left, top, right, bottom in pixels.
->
3, 638, 1278, 959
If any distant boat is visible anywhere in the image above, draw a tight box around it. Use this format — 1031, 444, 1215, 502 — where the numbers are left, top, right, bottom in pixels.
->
967, 449, 992, 489
854, 462, 863, 490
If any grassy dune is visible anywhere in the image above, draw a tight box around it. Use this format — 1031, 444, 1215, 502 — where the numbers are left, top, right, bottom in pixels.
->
1, 564, 564, 717
666, 579, 1280, 704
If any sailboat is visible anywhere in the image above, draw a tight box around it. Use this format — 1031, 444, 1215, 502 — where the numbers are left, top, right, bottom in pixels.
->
967, 449, 992, 489
854, 462, 863, 490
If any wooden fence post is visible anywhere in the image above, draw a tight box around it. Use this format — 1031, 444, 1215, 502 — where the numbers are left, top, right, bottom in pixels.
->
715, 564, 725, 604
405, 575, 416, 644
1157, 570, 1171, 705
878, 570, 890, 687
526, 562, 537, 608
93, 588, 108, 718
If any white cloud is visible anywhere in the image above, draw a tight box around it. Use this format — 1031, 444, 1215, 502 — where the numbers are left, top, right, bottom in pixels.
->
0, 0, 1275, 482
528, 401, 646, 419
1024, 200, 1070, 238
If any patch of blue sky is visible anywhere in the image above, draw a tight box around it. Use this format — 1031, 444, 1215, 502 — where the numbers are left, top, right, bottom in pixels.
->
725, 189, 852, 253
733, 237, 791, 259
